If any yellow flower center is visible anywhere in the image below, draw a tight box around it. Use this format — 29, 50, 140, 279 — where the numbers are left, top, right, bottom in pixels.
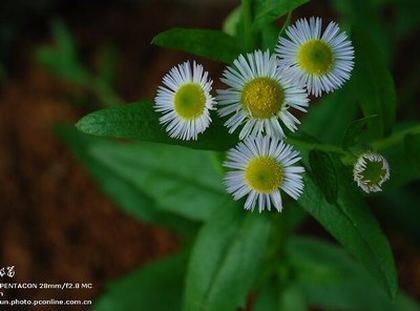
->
241, 77, 284, 119
297, 39, 335, 75
245, 156, 283, 193
361, 160, 386, 186
174, 83, 206, 120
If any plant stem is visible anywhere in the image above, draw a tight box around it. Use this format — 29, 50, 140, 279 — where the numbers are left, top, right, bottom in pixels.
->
372, 124, 420, 151
286, 124, 420, 156
241, 0, 255, 51
286, 137, 350, 156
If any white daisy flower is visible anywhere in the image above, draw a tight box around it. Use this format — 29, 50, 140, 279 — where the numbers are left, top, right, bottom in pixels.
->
217, 50, 309, 140
353, 152, 390, 194
224, 135, 305, 212
276, 17, 354, 97
154, 61, 216, 140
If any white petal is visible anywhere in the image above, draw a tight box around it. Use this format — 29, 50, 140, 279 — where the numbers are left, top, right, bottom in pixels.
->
223, 136, 305, 212
276, 16, 355, 96
154, 61, 216, 140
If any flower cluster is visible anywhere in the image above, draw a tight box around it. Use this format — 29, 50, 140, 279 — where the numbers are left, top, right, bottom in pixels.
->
154, 17, 388, 211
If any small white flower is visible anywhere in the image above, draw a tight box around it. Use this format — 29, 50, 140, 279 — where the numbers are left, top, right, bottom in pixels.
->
276, 17, 354, 97
224, 135, 305, 212
217, 50, 309, 140
353, 152, 390, 193
154, 61, 216, 140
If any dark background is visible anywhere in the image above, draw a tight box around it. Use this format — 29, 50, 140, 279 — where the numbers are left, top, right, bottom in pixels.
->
0, 0, 419, 310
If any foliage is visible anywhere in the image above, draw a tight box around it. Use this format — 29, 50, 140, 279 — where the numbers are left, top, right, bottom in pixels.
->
35, 19, 122, 107
43, 0, 420, 309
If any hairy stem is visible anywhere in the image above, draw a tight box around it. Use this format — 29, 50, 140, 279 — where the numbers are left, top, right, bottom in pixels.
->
372, 124, 420, 151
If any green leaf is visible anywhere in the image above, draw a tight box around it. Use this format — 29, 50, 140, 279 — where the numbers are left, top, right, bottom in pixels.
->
254, 282, 307, 311
376, 187, 420, 244
97, 44, 118, 87
260, 24, 281, 51
152, 28, 240, 64
301, 82, 359, 144
259, 10, 292, 51
404, 133, 420, 174
253, 283, 280, 311
287, 236, 419, 311
342, 114, 378, 149
89, 139, 227, 221
277, 284, 307, 311
55, 124, 197, 233
298, 158, 398, 298
76, 101, 237, 151
253, 0, 310, 28
75, 101, 353, 154
94, 252, 187, 311
36, 19, 121, 107
35, 19, 91, 85
352, 28, 396, 138
223, 6, 242, 36
183, 203, 272, 311
383, 143, 420, 189
308, 150, 338, 204
329, 0, 391, 62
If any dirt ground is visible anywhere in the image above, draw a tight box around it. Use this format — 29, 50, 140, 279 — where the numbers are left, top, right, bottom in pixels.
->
0, 1, 419, 310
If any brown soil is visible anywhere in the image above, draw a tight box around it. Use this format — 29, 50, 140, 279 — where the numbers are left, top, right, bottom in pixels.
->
0, 56, 179, 309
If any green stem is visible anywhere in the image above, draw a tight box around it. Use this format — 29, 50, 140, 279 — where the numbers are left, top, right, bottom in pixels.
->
241, 0, 255, 51
286, 137, 350, 156
286, 124, 420, 156
257, 213, 288, 286
372, 124, 420, 151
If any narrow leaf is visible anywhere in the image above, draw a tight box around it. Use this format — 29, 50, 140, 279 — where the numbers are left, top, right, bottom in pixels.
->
329, 0, 391, 62
89, 140, 227, 221
183, 203, 272, 311
260, 24, 281, 51
298, 159, 398, 298
378, 187, 420, 245
223, 6, 242, 36
287, 237, 418, 311
35, 19, 91, 85
152, 28, 240, 64
301, 82, 358, 144
309, 150, 338, 204
76, 101, 237, 151
253, 0, 310, 27
94, 253, 187, 311
55, 124, 197, 233
97, 44, 118, 87
254, 282, 307, 311
352, 28, 396, 138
